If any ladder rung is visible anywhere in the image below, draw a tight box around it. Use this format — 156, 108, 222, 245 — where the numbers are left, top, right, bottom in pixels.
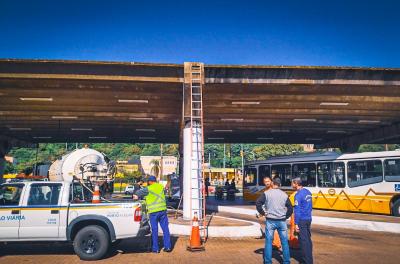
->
192, 101, 202, 103
192, 93, 201, 95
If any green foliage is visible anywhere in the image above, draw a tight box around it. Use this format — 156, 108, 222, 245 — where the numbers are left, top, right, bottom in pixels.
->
204, 144, 304, 168
141, 144, 162, 156
123, 170, 142, 181
358, 144, 398, 152
252, 144, 304, 160
4, 162, 15, 174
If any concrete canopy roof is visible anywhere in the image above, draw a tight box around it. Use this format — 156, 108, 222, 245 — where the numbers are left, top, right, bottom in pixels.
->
1, 59, 400, 148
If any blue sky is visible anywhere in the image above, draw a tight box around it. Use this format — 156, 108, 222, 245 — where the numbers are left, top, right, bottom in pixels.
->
0, 0, 399, 67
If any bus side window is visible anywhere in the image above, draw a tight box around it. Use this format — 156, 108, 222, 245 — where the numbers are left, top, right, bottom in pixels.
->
292, 163, 316, 187
384, 159, 400, 182
347, 160, 383, 188
271, 164, 291, 187
317, 162, 345, 188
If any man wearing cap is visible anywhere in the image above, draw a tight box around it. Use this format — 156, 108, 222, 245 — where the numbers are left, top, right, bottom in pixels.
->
133, 175, 172, 253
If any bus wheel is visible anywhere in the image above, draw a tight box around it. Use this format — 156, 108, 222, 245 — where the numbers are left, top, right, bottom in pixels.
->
393, 199, 400, 217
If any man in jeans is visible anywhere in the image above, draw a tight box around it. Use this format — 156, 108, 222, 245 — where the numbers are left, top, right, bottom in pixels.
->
256, 176, 273, 238
256, 177, 293, 264
292, 177, 313, 264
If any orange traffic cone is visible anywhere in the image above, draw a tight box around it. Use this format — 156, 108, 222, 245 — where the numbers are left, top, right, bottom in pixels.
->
272, 230, 282, 249
288, 214, 299, 249
92, 185, 101, 204
187, 212, 205, 251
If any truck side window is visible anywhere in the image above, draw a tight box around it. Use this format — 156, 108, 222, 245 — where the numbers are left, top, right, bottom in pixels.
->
70, 183, 92, 203
28, 184, 62, 206
0, 184, 24, 206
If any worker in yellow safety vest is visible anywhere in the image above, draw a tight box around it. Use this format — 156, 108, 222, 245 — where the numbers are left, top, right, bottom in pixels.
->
133, 175, 172, 253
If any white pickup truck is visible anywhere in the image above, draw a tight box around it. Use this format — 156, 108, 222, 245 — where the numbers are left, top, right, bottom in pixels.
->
0, 181, 150, 260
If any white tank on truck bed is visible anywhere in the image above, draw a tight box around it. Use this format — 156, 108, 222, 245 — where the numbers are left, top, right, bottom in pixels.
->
48, 148, 115, 183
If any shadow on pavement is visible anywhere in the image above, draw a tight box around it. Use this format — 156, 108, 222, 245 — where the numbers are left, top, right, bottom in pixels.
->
109, 236, 180, 256
0, 241, 75, 257
254, 246, 302, 263
0, 236, 180, 260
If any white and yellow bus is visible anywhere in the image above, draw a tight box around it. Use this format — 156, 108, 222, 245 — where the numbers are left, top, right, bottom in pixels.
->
243, 151, 400, 216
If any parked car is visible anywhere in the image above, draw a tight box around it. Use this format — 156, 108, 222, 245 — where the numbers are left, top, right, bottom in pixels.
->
124, 185, 135, 195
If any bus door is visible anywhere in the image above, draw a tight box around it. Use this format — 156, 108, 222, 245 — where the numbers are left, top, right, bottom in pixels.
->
316, 162, 347, 210
243, 166, 259, 200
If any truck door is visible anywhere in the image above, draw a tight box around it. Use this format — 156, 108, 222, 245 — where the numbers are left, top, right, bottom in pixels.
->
0, 183, 25, 239
19, 183, 62, 239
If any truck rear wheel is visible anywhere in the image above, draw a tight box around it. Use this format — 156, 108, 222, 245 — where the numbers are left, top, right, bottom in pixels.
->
73, 225, 110, 261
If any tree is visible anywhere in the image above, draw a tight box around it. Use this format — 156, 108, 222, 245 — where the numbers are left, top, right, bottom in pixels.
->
358, 144, 397, 153
141, 144, 161, 156
252, 144, 304, 160
150, 159, 161, 180
4, 162, 15, 174
164, 144, 179, 156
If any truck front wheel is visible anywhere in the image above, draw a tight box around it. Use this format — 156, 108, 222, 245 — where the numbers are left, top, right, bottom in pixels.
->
73, 225, 110, 260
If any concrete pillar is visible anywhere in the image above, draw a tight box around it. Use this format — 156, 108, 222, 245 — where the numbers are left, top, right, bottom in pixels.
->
183, 124, 202, 219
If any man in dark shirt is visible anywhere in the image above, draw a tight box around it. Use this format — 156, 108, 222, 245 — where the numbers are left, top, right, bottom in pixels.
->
292, 177, 313, 264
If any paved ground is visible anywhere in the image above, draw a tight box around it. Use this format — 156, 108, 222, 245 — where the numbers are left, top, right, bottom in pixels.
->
1, 224, 399, 264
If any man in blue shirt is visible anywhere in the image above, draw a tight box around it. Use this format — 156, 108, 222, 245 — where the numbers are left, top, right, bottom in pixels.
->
292, 177, 313, 264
